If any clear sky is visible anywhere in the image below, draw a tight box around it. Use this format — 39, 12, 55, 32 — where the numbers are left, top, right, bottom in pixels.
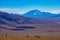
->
0, 0, 60, 14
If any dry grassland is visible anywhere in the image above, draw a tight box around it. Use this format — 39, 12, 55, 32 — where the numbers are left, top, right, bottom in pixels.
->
0, 34, 60, 40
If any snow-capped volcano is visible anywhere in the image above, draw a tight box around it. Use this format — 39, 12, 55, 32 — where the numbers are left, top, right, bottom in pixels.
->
22, 9, 56, 18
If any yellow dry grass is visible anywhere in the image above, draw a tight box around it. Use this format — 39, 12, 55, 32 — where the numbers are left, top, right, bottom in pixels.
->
0, 34, 60, 40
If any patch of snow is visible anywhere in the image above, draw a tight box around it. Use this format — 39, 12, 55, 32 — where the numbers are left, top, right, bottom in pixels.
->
33, 13, 37, 15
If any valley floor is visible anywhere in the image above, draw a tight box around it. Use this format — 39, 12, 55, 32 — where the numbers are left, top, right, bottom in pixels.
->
0, 24, 60, 40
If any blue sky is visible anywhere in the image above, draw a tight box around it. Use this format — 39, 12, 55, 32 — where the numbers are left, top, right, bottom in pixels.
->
0, 0, 60, 14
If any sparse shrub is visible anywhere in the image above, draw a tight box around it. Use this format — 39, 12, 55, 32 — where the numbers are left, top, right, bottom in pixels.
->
35, 35, 41, 40
26, 35, 29, 38
48, 30, 54, 32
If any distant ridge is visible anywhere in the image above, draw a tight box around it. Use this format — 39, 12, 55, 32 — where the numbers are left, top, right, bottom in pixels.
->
0, 10, 60, 25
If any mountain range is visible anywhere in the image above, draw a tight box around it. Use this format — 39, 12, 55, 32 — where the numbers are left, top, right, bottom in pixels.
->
0, 10, 60, 25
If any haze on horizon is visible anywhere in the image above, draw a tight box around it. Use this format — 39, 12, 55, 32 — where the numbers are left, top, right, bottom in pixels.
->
0, 0, 60, 14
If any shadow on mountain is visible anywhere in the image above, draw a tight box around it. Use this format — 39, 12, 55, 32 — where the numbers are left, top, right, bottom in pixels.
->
9, 29, 25, 31
0, 27, 7, 29
15, 26, 36, 29
0, 19, 7, 24
0, 26, 36, 31
10, 26, 36, 31
0, 26, 25, 31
